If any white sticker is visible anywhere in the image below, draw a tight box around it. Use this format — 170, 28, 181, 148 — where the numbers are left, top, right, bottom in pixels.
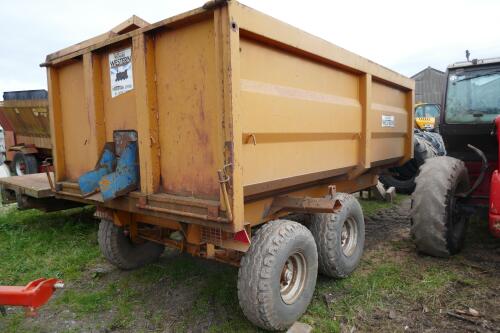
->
381, 115, 395, 127
109, 48, 134, 98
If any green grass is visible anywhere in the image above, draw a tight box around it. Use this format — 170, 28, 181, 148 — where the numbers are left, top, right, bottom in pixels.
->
0, 205, 100, 332
0, 205, 99, 285
358, 194, 406, 216
303, 259, 459, 332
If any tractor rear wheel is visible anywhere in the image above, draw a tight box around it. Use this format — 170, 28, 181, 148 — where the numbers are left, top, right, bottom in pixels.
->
98, 219, 164, 270
237, 220, 318, 331
411, 156, 470, 257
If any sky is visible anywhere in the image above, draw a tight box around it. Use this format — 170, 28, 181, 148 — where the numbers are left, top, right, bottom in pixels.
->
1, 0, 500, 99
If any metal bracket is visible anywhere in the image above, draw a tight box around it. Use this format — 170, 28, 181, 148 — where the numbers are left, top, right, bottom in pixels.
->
265, 193, 342, 217
218, 164, 233, 221
42, 159, 55, 192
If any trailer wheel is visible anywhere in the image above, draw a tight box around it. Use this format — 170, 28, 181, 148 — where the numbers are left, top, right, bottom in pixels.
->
411, 156, 470, 257
12, 152, 38, 175
98, 219, 164, 270
309, 193, 365, 278
237, 220, 318, 331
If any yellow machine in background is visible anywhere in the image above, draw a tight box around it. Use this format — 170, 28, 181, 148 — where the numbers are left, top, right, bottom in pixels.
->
415, 103, 441, 131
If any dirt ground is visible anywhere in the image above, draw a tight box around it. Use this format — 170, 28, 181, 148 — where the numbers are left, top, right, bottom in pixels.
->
1, 198, 499, 333
354, 200, 499, 333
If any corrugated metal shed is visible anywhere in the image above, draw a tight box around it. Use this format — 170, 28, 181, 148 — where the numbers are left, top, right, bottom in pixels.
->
411, 67, 446, 105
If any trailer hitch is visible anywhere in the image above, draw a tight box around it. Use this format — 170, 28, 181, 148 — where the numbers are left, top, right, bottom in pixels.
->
458, 144, 488, 198
0, 278, 64, 317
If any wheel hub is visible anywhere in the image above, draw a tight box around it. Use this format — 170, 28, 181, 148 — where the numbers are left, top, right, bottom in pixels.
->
284, 270, 293, 283
341, 217, 358, 257
16, 161, 27, 176
280, 252, 307, 305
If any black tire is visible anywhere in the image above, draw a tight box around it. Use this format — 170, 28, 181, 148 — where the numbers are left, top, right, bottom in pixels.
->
237, 220, 318, 331
411, 156, 470, 257
309, 193, 365, 278
379, 163, 417, 195
380, 131, 444, 194
98, 219, 164, 270
12, 152, 38, 175
413, 132, 444, 165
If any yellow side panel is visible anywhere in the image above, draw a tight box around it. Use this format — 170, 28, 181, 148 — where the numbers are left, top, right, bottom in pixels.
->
155, 19, 223, 199
370, 81, 408, 162
58, 61, 94, 181
239, 38, 361, 187
99, 43, 137, 141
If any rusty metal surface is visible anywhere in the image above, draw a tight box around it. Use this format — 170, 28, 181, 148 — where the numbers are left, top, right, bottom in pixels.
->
0, 96, 51, 150
113, 130, 137, 156
201, 226, 223, 246
266, 195, 342, 217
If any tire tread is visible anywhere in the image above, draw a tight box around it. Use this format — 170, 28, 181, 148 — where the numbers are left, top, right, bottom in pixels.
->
98, 219, 164, 270
237, 220, 316, 331
411, 156, 469, 257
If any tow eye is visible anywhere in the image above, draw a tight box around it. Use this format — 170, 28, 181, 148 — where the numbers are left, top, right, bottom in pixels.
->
78, 130, 139, 201
0, 278, 64, 317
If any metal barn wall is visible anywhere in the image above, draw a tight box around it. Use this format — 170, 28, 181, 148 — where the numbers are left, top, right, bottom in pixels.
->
412, 67, 446, 105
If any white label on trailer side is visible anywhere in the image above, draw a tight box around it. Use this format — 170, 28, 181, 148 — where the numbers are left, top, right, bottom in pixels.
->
381, 115, 395, 128
109, 48, 134, 98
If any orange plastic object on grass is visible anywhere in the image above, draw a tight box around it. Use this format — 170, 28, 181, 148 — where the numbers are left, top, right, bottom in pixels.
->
0, 278, 63, 316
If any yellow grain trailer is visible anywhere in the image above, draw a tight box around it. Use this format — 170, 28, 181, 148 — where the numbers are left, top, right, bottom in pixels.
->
42, 1, 414, 329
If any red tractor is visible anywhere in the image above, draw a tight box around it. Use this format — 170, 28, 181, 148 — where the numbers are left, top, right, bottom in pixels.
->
411, 57, 500, 257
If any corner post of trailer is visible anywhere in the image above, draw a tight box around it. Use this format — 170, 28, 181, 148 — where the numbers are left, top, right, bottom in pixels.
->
133, 32, 161, 195
47, 66, 65, 182
82, 52, 106, 162
218, 2, 244, 232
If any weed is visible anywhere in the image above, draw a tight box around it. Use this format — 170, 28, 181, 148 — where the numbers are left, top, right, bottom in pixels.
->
358, 194, 406, 216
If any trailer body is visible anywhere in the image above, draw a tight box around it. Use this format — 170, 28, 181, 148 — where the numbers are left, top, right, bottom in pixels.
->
37, 1, 415, 328
44, 2, 413, 245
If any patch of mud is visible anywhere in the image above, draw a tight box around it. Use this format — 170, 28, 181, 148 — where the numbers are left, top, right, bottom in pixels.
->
359, 199, 500, 333
364, 199, 412, 249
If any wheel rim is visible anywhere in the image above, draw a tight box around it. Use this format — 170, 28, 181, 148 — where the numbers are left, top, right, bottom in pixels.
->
280, 252, 307, 304
15, 160, 26, 175
341, 217, 358, 257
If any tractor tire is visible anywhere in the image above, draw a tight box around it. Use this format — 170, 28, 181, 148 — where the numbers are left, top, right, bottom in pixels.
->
411, 156, 470, 257
309, 193, 365, 278
12, 152, 38, 175
379, 161, 418, 194
237, 220, 318, 331
98, 219, 164, 270
413, 131, 445, 165
380, 131, 444, 194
